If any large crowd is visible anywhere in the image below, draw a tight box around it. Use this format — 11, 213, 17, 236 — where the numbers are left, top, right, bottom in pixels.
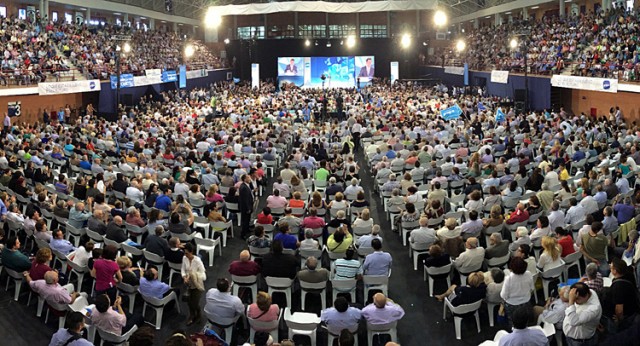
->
439, 6, 640, 81
0, 79, 638, 346
0, 15, 225, 86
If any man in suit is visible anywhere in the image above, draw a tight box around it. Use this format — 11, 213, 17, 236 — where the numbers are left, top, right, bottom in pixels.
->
239, 174, 254, 239
358, 58, 374, 78
485, 233, 509, 259
284, 59, 298, 75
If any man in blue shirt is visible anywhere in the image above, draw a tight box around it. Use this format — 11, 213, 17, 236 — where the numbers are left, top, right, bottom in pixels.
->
498, 305, 548, 346
50, 229, 76, 255
321, 296, 362, 336
572, 146, 586, 162
361, 239, 392, 276
273, 224, 299, 250
49, 312, 93, 346
385, 145, 396, 159
155, 189, 173, 212
139, 267, 171, 299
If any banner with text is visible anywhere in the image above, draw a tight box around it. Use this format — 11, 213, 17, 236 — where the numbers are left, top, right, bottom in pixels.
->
390, 61, 399, 84
440, 104, 462, 121
38, 79, 101, 95
490, 70, 509, 84
145, 69, 162, 77
186, 69, 208, 79
161, 70, 178, 83
110, 74, 135, 89
179, 65, 187, 89
444, 66, 465, 76
551, 75, 618, 93
251, 63, 260, 89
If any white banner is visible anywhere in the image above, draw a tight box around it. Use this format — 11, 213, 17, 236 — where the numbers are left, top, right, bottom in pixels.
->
551, 75, 618, 93
212, 0, 435, 16
491, 70, 509, 84
133, 75, 162, 87
251, 63, 260, 89
444, 66, 464, 75
145, 69, 162, 77
186, 69, 208, 79
390, 61, 399, 84
38, 79, 101, 95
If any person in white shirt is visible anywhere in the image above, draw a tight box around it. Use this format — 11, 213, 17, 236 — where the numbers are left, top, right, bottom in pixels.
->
562, 282, 602, 345
344, 178, 363, 197
453, 237, 485, 273
299, 229, 320, 250
125, 181, 145, 205
579, 192, 599, 215
501, 257, 534, 325
564, 198, 586, 226
536, 236, 564, 271
530, 216, 552, 241
544, 166, 560, 187
547, 201, 565, 231
70, 241, 94, 267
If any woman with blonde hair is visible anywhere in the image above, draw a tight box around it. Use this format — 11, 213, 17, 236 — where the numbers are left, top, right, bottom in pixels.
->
288, 191, 305, 208
290, 175, 306, 194
310, 191, 328, 210
353, 208, 374, 228
328, 192, 349, 210
483, 204, 504, 227
435, 271, 487, 304
536, 236, 563, 271
205, 185, 224, 204
247, 291, 280, 331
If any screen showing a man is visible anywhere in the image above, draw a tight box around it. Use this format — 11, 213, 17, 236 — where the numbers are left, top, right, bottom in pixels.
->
284, 59, 298, 75
358, 58, 374, 78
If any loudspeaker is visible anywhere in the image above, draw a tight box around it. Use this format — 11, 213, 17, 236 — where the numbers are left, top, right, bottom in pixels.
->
514, 101, 525, 113
514, 89, 526, 102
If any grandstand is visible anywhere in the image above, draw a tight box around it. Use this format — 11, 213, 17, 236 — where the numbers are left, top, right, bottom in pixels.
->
1, 0, 640, 346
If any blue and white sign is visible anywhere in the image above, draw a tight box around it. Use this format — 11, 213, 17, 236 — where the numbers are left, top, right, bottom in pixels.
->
495, 108, 506, 123
179, 65, 187, 89
390, 61, 399, 84
551, 75, 618, 93
478, 102, 486, 111
440, 104, 462, 121
38, 79, 101, 95
161, 70, 178, 83
251, 63, 260, 89
110, 74, 134, 89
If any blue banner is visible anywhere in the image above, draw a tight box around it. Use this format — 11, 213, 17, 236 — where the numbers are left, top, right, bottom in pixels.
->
162, 70, 177, 83
478, 102, 486, 111
179, 65, 187, 89
110, 74, 134, 89
440, 104, 462, 121
496, 108, 506, 123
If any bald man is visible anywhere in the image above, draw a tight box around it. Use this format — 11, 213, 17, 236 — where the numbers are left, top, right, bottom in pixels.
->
88, 209, 107, 235
25, 270, 80, 305
297, 256, 330, 283
454, 237, 485, 273
362, 293, 405, 324
105, 215, 128, 243
228, 250, 260, 277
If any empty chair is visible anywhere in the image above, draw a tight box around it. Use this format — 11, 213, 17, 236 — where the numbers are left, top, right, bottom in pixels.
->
484, 253, 510, 269
331, 279, 358, 304
362, 274, 389, 302
65, 223, 86, 247
265, 276, 294, 308
139, 289, 181, 330
442, 298, 482, 340
194, 234, 222, 266
400, 220, 420, 247
232, 274, 258, 301
562, 251, 583, 279
67, 260, 90, 292
5, 268, 25, 301
211, 220, 233, 247
366, 321, 398, 346
97, 325, 138, 346
300, 280, 327, 312
539, 263, 565, 300
284, 307, 321, 346
125, 224, 146, 244
116, 282, 139, 314
86, 229, 105, 245
424, 261, 453, 297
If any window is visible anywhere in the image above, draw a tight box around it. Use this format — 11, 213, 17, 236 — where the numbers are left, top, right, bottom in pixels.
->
116, 18, 122, 26
236, 26, 264, 39
0, 7, 6, 18
360, 24, 387, 38
65, 13, 72, 24
51, 11, 58, 22
18, 9, 26, 20
328, 24, 356, 38
298, 24, 326, 38
267, 25, 295, 39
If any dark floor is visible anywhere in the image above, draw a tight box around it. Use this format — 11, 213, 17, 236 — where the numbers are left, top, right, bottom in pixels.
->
0, 149, 524, 346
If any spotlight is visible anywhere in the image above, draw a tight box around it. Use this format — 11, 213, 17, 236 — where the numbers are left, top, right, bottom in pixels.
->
455, 39, 466, 52
340, 40, 344, 46
205, 7, 221, 28
184, 44, 195, 58
510, 38, 518, 49
434, 10, 448, 27
315, 41, 318, 46
123, 42, 131, 53
224, 38, 230, 44
400, 33, 411, 48
305, 39, 310, 47
346, 35, 356, 48
326, 41, 332, 47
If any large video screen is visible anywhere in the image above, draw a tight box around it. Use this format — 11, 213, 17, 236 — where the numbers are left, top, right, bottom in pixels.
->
277, 57, 303, 76
277, 55, 374, 88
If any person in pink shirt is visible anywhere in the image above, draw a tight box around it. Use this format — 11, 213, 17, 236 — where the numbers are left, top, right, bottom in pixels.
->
247, 292, 280, 331
25, 270, 80, 305
91, 244, 122, 302
301, 207, 326, 230
266, 189, 287, 209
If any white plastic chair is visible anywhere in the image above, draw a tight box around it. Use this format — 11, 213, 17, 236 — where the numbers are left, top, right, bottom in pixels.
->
443, 297, 482, 340
211, 220, 233, 247
484, 253, 510, 269
265, 276, 294, 308
139, 289, 181, 330
231, 274, 258, 301
300, 280, 327, 312
486, 301, 501, 327
562, 251, 583, 280
366, 321, 398, 346
194, 233, 222, 266
116, 282, 139, 314
331, 279, 357, 303
98, 325, 138, 346
410, 242, 430, 271
67, 260, 90, 291
247, 306, 282, 343
401, 220, 420, 247
167, 261, 183, 287
424, 262, 452, 297
284, 307, 321, 346
539, 262, 565, 300
362, 274, 389, 302
5, 268, 24, 301
143, 250, 166, 281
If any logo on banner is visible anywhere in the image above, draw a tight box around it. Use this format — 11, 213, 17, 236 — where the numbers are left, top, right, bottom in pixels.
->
89, 81, 96, 89
603, 80, 611, 90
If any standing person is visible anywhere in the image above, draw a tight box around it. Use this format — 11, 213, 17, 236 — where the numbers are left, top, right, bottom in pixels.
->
3, 112, 10, 137
90, 244, 122, 302
500, 257, 534, 326
239, 174, 254, 239
181, 243, 206, 325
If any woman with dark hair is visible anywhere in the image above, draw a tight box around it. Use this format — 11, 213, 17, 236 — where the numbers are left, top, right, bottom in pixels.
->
527, 195, 542, 215
91, 244, 122, 302
73, 176, 87, 200
145, 183, 159, 207
224, 186, 239, 204
181, 243, 206, 325
500, 256, 533, 325
29, 247, 53, 281
526, 167, 544, 191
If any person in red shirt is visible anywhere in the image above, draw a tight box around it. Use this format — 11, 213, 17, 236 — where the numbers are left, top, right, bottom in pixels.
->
506, 203, 530, 224
256, 207, 273, 225
228, 250, 260, 277
30, 247, 53, 281
556, 227, 577, 257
